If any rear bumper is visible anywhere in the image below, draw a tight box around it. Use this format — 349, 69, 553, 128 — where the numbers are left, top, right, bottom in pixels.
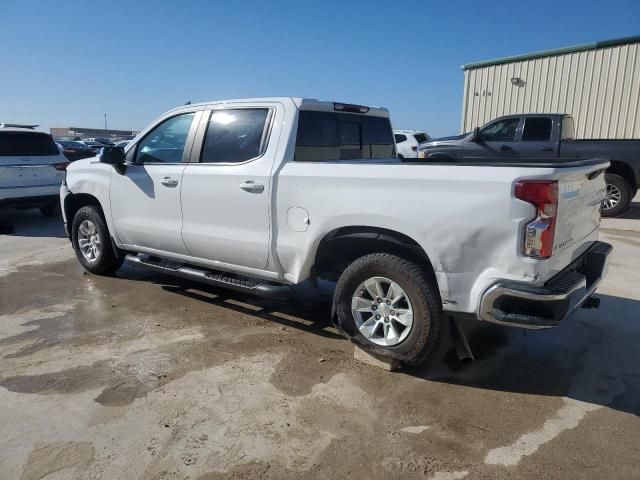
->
478, 241, 612, 329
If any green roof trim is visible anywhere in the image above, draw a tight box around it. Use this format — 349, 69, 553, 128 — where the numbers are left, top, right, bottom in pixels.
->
461, 35, 640, 70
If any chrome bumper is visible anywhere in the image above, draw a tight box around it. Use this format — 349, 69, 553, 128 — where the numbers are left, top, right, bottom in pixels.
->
478, 241, 612, 329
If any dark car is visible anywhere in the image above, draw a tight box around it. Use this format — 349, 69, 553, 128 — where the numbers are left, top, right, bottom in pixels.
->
57, 140, 96, 161
417, 113, 640, 216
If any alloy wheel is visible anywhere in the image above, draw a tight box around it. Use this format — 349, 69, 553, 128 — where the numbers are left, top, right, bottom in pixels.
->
77, 220, 101, 263
351, 276, 414, 346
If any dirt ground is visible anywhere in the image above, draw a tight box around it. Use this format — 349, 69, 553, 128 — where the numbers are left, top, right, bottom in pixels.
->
1, 198, 639, 480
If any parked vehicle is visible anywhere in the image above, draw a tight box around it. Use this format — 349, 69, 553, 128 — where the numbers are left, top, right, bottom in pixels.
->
80, 140, 104, 152
1, 125, 68, 216
61, 98, 611, 365
57, 140, 97, 161
83, 137, 114, 146
418, 114, 640, 216
394, 129, 431, 159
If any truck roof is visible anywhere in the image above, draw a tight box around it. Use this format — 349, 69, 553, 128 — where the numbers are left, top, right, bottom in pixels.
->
166, 97, 390, 117
491, 113, 570, 121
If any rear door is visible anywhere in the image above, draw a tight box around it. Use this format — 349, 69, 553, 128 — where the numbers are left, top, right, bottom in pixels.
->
0, 131, 66, 197
513, 117, 557, 158
180, 103, 279, 270
109, 111, 200, 255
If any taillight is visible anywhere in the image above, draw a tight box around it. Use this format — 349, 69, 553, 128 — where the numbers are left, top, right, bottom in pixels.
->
515, 180, 558, 259
53, 162, 70, 171
63, 148, 76, 153
411, 146, 417, 151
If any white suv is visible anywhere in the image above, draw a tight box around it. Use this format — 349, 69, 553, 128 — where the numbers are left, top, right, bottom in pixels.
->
394, 129, 430, 159
0, 124, 68, 216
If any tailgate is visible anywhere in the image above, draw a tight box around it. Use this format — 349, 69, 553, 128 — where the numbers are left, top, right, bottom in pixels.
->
0, 155, 64, 190
553, 161, 608, 255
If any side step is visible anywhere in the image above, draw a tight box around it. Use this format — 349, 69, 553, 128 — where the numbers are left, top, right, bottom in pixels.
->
125, 254, 292, 300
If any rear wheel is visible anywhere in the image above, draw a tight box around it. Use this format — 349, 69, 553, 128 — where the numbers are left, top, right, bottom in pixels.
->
602, 173, 632, 217
334, 253, 445, 365
71, 205, 123, 275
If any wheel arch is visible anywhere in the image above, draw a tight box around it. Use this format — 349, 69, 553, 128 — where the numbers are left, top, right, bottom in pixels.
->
313, 226, 439, 290
608, 160, 637, 192
63, 192, 105, 228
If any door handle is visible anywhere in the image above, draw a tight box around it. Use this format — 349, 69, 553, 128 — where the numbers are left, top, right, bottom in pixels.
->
160, 176, 179, 186
539, 146, 554, 151
500, 145, 513, 152
239, 181, 264, 193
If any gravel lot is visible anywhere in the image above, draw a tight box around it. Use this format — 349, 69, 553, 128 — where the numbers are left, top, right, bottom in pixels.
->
1, 198, 639, 480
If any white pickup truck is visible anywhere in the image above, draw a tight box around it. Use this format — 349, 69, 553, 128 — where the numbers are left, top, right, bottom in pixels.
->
61, 97, 612, 365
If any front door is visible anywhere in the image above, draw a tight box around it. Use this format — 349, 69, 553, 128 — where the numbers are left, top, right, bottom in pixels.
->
110, 111, 198, 255
180, 105, 278, 270
466, 117, 521, 159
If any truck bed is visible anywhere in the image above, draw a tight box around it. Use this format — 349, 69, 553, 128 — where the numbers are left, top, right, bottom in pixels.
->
401, 157, 610, 169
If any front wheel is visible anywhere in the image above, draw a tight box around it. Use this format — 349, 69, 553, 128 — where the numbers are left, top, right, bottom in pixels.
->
71, 205, 123, 275
602, 174, 632, 217
334, 253, 445, 365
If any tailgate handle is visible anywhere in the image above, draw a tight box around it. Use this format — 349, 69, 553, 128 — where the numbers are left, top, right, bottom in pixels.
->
587, 169, 605, 180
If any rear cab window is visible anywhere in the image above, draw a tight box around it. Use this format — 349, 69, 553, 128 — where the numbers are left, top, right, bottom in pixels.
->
295, 111, 395, 161
0, 131, 59, 156
561, 116, 575, 140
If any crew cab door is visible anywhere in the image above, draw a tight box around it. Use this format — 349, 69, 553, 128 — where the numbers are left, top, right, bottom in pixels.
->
513, 116, 558, 158
180, 103, 280, 270
467, 117, 521, 158
110, 111, 200, 255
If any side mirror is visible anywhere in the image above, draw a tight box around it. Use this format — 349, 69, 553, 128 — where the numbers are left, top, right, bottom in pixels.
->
470, 127, 480, 142
99, 146, 126, 165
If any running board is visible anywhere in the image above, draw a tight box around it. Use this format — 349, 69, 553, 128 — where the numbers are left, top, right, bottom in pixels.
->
125, 254, 292, 300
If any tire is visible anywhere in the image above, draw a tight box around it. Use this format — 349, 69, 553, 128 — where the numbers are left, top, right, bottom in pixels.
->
39, 203, 57, 217
334, 253, 445, 366
71, 205, 123, 275
602, 173, 632, 217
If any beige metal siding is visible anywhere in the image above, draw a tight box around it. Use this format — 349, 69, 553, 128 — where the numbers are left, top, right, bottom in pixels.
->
461, 42, 640, 138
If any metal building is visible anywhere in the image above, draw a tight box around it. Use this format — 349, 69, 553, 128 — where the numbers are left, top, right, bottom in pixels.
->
460, 35, 640, 139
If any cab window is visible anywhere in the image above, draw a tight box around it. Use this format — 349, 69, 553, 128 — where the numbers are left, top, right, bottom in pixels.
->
522, 117, 552, 141
479, 118, 520, 142
200, 109, 271, 164
135, 113, 195, 164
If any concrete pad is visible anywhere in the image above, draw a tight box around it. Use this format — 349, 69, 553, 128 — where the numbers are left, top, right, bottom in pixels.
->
1, 204, 640, 479
353, 345, 400, 371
